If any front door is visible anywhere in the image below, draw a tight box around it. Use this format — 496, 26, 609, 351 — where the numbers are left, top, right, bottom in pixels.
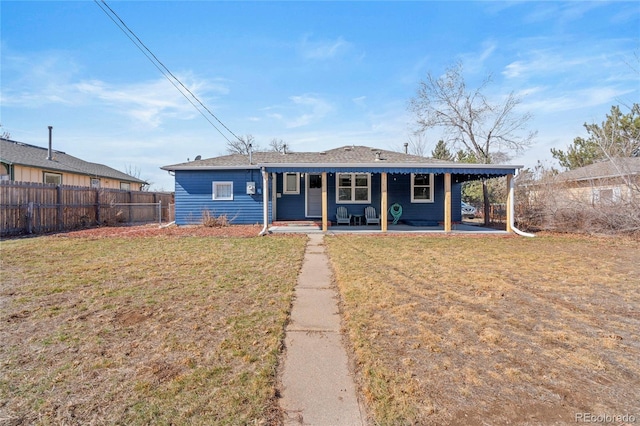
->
306, 173, 322, 217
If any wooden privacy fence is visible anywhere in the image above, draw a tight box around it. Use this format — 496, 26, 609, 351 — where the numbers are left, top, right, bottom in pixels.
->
0, 181, 174, 236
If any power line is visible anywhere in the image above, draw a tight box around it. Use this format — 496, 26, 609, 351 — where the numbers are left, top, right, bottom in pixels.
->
94, 0, 242, 143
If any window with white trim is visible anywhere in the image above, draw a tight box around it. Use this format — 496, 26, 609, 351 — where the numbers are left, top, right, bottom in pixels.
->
91, 178, 101, 188
120, 182, 131, 190
43, 172, 62, 185
593, 187, 620, 204
283, 172, 300, 194
336, 173, 370, 203
411, 173, 434, 203
212, 181, 234, 200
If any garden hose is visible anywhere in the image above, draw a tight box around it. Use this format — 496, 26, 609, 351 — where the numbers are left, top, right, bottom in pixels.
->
389, 203, 402, 224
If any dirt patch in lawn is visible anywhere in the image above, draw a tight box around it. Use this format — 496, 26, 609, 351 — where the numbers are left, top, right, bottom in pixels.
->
326, 233, 640, 425
52, 223, 264, 238
0, 233, 307, 425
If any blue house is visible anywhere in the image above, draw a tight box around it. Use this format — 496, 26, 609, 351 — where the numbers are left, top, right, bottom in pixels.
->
161, 145, 521, 233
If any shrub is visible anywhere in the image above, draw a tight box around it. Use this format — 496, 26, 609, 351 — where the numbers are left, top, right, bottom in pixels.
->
201, 210, 230, 227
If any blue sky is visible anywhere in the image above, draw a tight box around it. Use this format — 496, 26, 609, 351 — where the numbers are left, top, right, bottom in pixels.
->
1, 1, 638, 190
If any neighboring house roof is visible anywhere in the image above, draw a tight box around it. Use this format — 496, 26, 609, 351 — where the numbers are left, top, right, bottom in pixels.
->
0, 138, 147, 184
554, 157, 640, 183
162, 145, 521, 175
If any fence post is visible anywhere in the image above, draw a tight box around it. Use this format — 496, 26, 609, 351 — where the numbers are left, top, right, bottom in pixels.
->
95, 188, 101, 225
158, 200, 162, 226
57, 185, 64, 231
128, 191, 133, 224
27, 201, 34, 234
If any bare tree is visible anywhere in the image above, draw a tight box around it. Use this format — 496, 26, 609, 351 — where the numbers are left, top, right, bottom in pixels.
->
226, 134, 260, 155
409, 61, 536, 225
123, 164, 150, 191
406, 132, 428, 156
0, 124, 10, 140
269, 138, 291, 153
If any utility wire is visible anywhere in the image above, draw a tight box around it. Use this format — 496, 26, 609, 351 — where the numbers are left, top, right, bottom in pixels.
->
94, 0, 242, 143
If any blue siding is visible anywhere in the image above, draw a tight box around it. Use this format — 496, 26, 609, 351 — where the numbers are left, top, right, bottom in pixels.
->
274, 173, 306, 220
174, 170, 464, 225
385, 174, 461, 225
174, 170, 270, 225
273, 172, 462, 224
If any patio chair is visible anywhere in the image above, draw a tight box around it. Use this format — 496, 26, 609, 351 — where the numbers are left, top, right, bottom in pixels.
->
364, 206, 380, 225
336, 206, 352, 225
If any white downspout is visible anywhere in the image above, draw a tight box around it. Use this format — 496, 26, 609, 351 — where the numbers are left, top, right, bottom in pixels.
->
259, 167, 270, 236
509, 171, 535, 238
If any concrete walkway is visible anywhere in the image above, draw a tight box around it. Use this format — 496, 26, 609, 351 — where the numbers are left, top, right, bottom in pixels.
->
279, 234, 365, 425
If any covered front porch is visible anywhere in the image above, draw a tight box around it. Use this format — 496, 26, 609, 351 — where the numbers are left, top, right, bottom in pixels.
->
268, 220, 509, 234
261, 165, 519, 234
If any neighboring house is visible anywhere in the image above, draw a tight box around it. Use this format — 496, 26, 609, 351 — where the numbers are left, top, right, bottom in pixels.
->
1, 137, 147, 190
162, 145, 521, 232
552, 157, 640, 205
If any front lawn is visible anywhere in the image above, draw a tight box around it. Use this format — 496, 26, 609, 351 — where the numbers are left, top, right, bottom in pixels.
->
326, 234, 640, 425
0, 233, 307, 425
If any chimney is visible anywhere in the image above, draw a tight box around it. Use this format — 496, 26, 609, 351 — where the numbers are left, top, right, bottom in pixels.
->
404, 142, 409, 154
47, 126, 53, 160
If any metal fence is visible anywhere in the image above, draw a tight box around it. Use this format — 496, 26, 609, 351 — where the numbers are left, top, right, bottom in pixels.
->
0, 181, 174, 237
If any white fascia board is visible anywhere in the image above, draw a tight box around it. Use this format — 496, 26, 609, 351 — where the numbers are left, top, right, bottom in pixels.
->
161, 165, 261, 171
258, 162, 523, 170
161, 162, 524, 171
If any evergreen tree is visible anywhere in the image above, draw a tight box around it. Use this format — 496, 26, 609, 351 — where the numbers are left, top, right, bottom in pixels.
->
551, 104, 640, 170
431, 140, 453, 160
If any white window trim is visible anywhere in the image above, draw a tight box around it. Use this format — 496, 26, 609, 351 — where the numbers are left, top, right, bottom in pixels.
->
212, 181, 234, 201
120, 182, 131, 191
335, 173, 371, 204
91, 178, 101, 188
283, 172, 300, 195
411, 173, 434, 203
43, 172, 62, 185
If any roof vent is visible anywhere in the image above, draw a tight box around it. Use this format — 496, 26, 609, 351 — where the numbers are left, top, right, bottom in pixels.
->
344, 147, 352, 151
47, 126, 53, 161
375, 151, 382, 161
195, 155, 202, 161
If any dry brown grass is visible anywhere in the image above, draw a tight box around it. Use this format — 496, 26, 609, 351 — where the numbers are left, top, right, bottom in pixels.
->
325, 233, 640, 425
0, 232, 307, 425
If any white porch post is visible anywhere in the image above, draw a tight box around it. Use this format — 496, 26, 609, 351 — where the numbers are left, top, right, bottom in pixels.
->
381, 172, 388, 232
506, 174, 513, 233
271, 172, 277, 222
444, 173, 452, 232
322, 172, 328, 232
258, 168, 270, 236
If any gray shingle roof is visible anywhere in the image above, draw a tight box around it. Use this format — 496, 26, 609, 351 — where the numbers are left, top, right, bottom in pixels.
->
1, 138, 147, 184
162, 145, 454, 170
554, 157, 640, 182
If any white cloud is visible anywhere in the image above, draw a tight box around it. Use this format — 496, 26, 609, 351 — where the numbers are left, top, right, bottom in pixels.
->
75, 78, 205, 128
503, 60, 526, 79
3, 50, 228, 129
263, 94, 333, 129
459, 40, 498, 75
287, 95, 333, 128
522, 2, 606, 26
522, 86, 634, 115
298, 34, 352, 60
352, 96, 367, 107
